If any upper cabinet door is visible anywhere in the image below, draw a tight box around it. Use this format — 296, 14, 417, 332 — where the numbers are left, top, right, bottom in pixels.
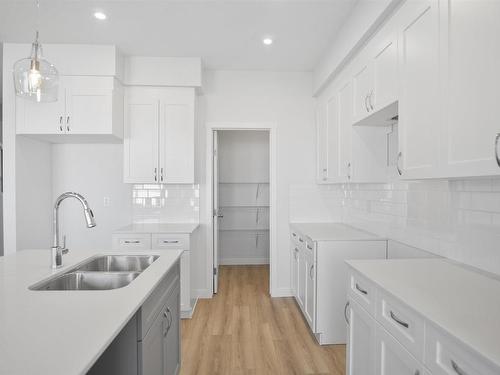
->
353, 62, 374, 123
124, 88, 159, 183
338, 80, 353, 181
373, 36, 398, 110
64, 77, 115, 135
397, 0, 441, 179
440, 0, 500, 178
316, 102, 329, 183
16, 84, 66, 134
326, 95, 341, 182
158, 88, 195, 184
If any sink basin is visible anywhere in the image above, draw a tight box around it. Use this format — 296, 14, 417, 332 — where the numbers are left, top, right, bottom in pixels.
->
75, 255, 159, 272
30, 254, 160, 291
31, 271, 140, 291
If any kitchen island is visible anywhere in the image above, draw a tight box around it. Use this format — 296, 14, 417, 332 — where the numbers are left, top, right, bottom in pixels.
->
0, 248, 182, 375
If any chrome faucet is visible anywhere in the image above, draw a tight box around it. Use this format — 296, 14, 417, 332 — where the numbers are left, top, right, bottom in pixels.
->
51, 192, 96, 268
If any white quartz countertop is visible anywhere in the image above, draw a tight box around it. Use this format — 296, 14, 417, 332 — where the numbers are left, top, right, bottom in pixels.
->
290, 222, 384, 241
346, 258, 500, 368
0, 248, 183, 375
114, 222, 199, 234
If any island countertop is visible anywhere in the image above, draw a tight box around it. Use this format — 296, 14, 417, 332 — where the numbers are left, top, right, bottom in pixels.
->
0, 248, 182, 375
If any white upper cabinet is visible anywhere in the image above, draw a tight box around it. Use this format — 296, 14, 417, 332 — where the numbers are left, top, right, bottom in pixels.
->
16, 76, 123, 141
440, 0, 500, 178
353, 61, 375, 123
352, 29, 398, 126
158, 90, 195, 184
124, 86, 195, 184
397, 0, 441, 179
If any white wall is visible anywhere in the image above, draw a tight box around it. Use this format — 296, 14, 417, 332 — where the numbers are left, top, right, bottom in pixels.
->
218, 130, 269, 183
195, 70, 316, 297
313, 0, 401, 95
51, 144, 132, 251
15, 137, 53, 251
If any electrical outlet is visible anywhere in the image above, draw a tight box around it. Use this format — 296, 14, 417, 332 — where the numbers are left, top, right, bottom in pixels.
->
103, 197, 111, 207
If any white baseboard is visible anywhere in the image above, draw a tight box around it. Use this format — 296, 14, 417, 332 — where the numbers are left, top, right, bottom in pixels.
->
219, 257, 269, 265
271, 287, 293, 297
193, 288, 213, 299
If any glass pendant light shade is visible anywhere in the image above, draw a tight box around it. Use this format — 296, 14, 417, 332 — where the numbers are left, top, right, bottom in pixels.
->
13, 31, 59, 103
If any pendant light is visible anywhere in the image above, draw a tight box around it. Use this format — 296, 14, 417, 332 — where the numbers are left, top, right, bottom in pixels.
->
13, 0, 59, 103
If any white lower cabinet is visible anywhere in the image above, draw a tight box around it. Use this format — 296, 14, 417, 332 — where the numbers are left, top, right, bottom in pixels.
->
112, 232, 194, 318
290, 227, 386, 345
347, 299, 376, 375
346, 263, 500, 375
375, 325, 424, 375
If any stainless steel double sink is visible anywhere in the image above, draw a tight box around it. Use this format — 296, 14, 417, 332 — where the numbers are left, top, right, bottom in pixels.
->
30, 255, 159, 291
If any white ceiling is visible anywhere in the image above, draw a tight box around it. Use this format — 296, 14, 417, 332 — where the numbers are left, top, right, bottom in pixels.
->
0, 0, 356, 71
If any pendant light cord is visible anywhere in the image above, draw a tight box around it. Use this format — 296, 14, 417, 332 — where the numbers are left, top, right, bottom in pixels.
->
35, 0, 40, 41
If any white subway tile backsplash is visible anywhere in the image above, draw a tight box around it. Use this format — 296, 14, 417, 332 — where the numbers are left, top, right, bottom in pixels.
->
290, 177, 500, 276
131, 184, 200, 223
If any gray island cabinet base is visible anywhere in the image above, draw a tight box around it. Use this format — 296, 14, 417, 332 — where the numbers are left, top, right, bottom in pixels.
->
88, 260, 181, 375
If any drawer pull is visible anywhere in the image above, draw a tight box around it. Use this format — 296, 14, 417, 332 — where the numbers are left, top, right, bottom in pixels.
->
124, 240, 140, 244
390, 310, 409, 329
355, 283, 368, 295
162, 240, 179, 244
307, 244, 313, 250
451, 360, 468, 375
344, 301, 350, 325
298, 238, 304, 243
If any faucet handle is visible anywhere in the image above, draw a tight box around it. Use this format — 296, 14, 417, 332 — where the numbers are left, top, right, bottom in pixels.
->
61, 235, 69, 255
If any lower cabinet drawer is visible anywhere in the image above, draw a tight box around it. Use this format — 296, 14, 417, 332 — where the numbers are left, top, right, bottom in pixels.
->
425, 324, 500, 375
375, 324, 425, 375
112, 234, 151, 250
377, 290, 425, 362
348, 269, 377, 316
151, 234, 190, 250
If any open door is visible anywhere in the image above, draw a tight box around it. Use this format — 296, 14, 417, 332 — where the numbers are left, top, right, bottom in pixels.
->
212, 130, 220, 293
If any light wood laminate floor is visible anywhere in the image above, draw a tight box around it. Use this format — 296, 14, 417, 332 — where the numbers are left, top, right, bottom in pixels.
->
180, 265, 346, 375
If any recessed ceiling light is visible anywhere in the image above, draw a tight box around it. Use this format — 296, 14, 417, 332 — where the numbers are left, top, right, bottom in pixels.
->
94, 11, 107, 20
262, 38, 273, 46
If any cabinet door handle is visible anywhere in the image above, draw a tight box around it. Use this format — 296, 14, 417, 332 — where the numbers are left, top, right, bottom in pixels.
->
160, 167, 164, 182
390, 310, 409, 329
298, 238, 304, 243
355, 283, 368, 295
292, 232, 297, 237
397, 151, 403, 176
59, 116, 63, 131
154, 167, 158, 182
66, 116, 70, 131
344, 301, 350, 325
347, 162, 351, 180
495, 133, 500, 167
369, 90, 374, 110
309, 265, 314, 279
451, 360, 468, 375
364, 94, 369, 112
124, 240, 140, 244
307, 244, 313, 250
162, 240, 179, 244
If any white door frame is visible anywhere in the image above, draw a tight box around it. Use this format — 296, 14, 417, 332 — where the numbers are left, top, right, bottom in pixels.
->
206, 122, 277, 296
